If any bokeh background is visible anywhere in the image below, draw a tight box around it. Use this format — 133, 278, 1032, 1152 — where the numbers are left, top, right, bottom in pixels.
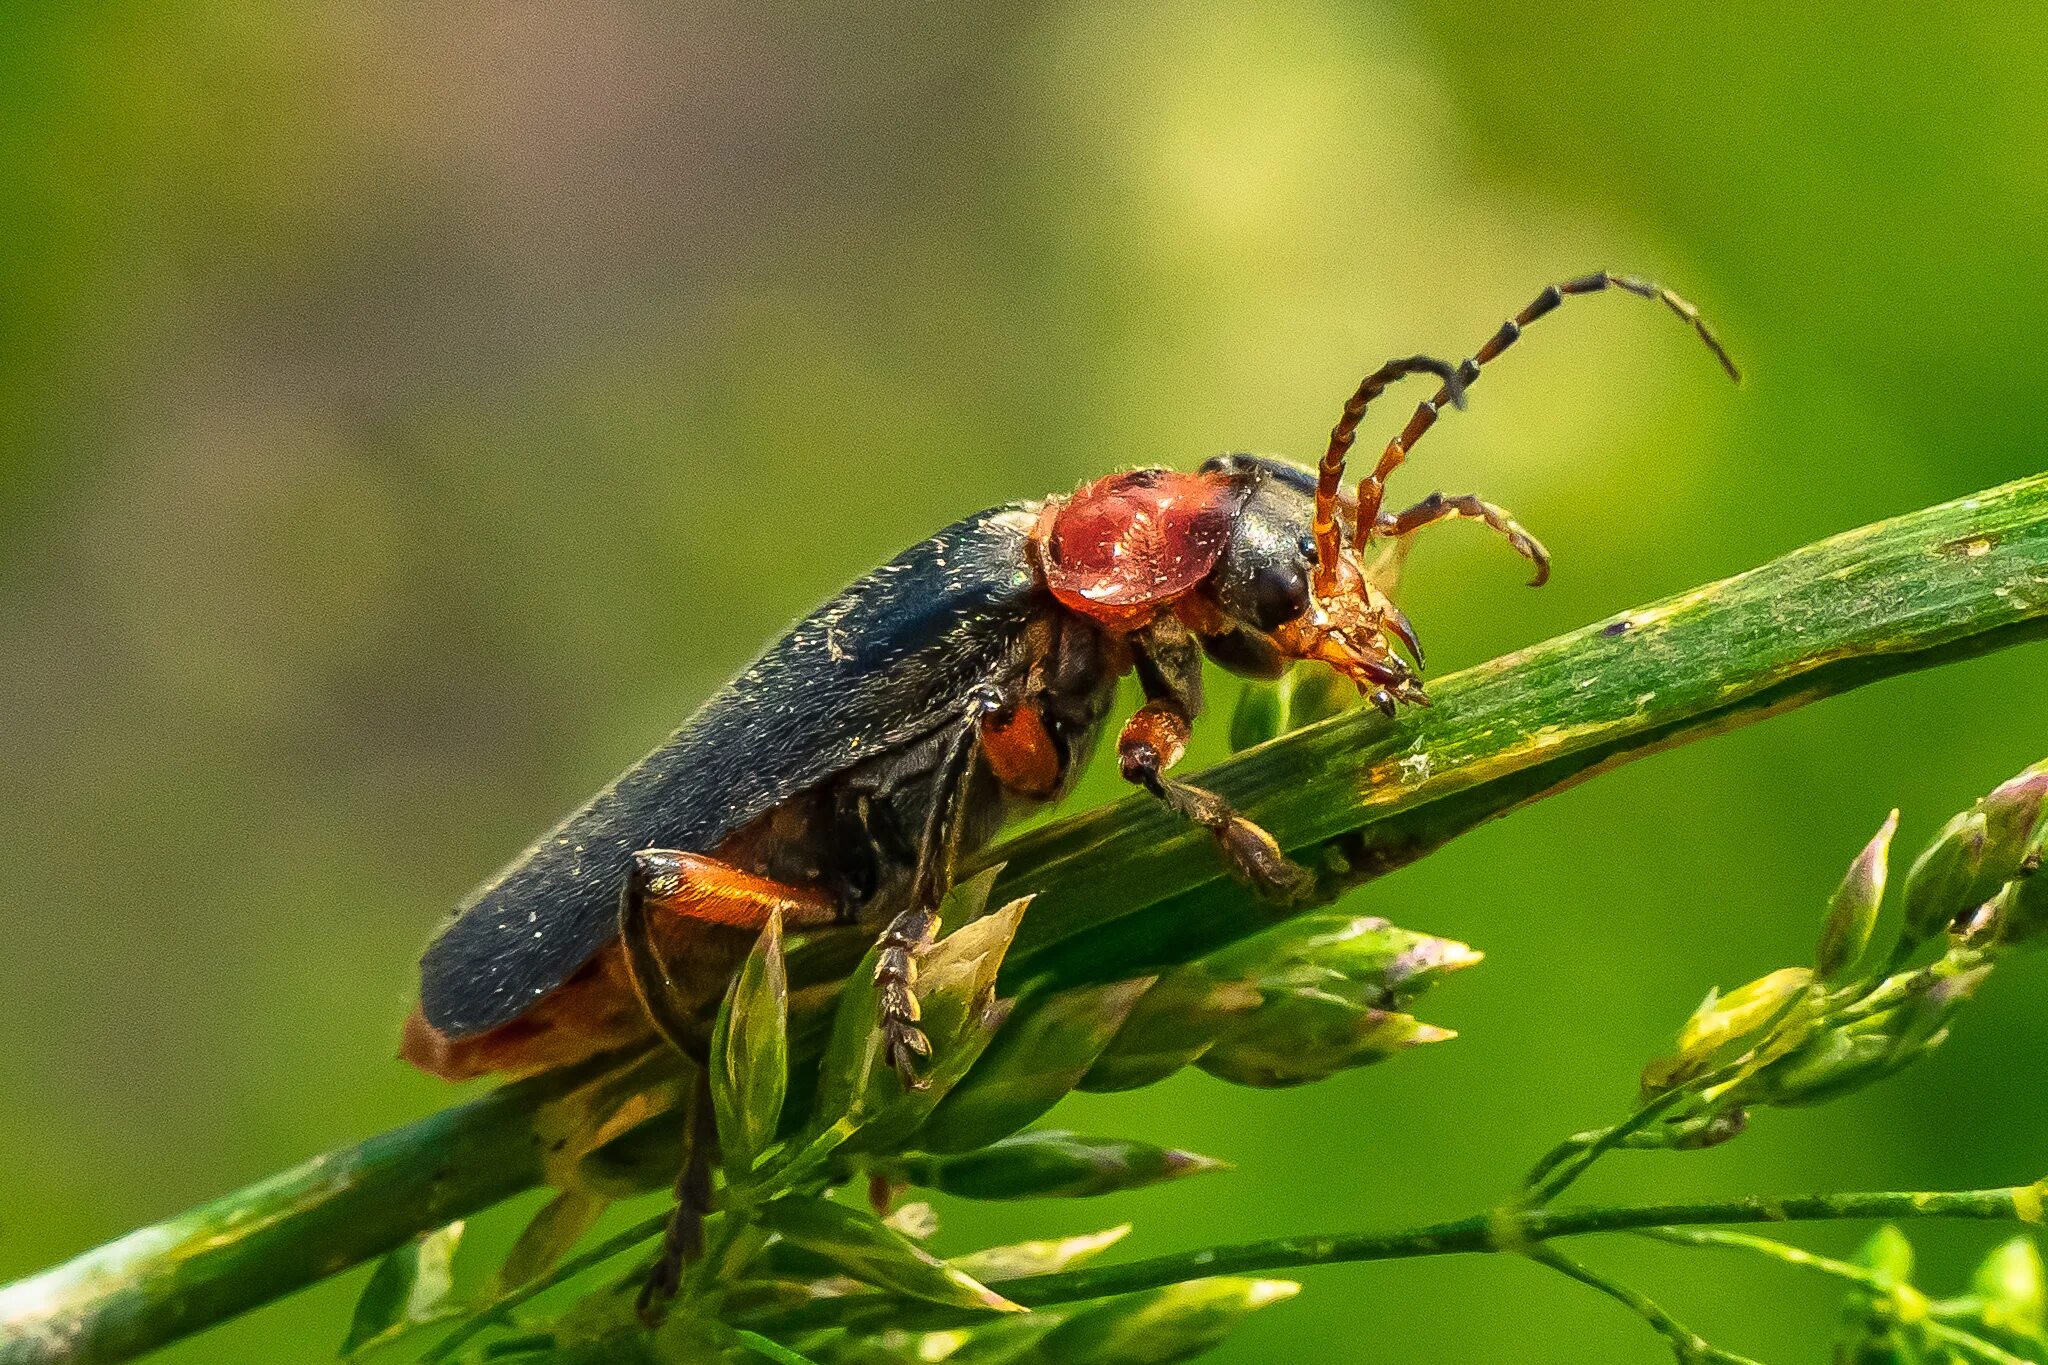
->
5, 3, 2048, 1361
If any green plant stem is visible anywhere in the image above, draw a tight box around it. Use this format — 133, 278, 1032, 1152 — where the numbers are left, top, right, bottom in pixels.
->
743, 1180, 2048, 1335
1635, 1226, 1893, 1290
1523, 1243, 1760, 1365
1523, 1085, 1696, 1206
6, 474, 2048, 1364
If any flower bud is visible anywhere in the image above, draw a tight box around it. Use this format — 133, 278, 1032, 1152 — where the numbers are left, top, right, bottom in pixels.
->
1981, 763, 2048, 863
1857, 1225, 1915, 1284
1082, 915, 1475, 1094
1080, 970, 1255, 1092
1746, 957, 1987, 1108
1997, 859, 2048, 948
1903, 763, 2048, 948
893, 1131, 1228, 1201
1642, 967, 1811, 1094
1972, 1236, 2046, 1340
1903, 810, 1991, 946
1816, 811, 1896, 982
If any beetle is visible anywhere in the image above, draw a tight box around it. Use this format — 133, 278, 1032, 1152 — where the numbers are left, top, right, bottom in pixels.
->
404, 271, 1736, 1309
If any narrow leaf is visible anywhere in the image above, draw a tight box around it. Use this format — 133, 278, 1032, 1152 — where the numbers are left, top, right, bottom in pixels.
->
916, 977, 1154, 1153
728, 1327, 826, 1365
950, 1225, 1131, 1282
754, 1195, 1022, 1313
491, 1191, 606, 1295
1017, 1277, 1299, 1364
714, 911, 790, 1185
897, 1132, 1227, 1200
339, 1220, 465, 1358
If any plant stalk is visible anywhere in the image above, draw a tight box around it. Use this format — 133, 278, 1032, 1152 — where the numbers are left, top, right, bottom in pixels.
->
6, 473, 2048, 1364
745, 1180, 2048, 1336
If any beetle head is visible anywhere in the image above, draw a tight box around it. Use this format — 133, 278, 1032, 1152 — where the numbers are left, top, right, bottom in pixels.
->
1034, 457, 1421, 704
1191, 454, 1423, 704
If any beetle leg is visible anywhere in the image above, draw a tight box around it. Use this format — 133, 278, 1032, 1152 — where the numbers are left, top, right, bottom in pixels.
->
875, 903, 939, 1087
1121, 624, 1315, 901
636, 1063, 715, 1324
614, 854, 839, 1319
875, 704, 989, 1088
1379, 491, 1552, 587
616, 849, 839, 1058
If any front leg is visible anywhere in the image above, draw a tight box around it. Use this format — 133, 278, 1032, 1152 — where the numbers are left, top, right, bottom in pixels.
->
1120, 623, 1315, 901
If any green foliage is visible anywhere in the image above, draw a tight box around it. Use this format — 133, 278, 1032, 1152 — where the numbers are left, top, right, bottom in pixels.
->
339, 1223, 465, 1361
1833, 1227, 2048, 1363
319, 756, 2048, 1365
713, 912, 790, 1185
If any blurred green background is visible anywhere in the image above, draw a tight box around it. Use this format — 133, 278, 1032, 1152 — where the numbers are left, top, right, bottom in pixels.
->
4, 2, 2047, 1361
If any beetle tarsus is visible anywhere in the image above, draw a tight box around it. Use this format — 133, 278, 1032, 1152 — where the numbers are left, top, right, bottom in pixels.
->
1128, 755, 1314, 903
874, 904, 938, 1088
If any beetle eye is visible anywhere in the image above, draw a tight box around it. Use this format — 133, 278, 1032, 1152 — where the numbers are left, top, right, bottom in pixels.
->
1247, 561, 1310, 632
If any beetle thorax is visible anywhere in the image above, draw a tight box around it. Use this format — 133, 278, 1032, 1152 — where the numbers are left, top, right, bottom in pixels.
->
1033, 468, 1246, 628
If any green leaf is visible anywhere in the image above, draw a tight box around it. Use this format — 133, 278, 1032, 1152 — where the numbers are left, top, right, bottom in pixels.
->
491, 1191, 606, 1296
897, 1132, 1226, 1200
714, 911, 791, 1185
339, 1220, 465, 1359
916, 977, 1154, 1153
949, 1225, 1131, 1282
753, 1195, 1021, 1313
1016, 1277, 1299, 1364
726, 1327, 827, 1365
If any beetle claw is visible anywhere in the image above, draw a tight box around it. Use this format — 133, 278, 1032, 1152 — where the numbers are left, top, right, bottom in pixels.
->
883, 1017, 932, 1090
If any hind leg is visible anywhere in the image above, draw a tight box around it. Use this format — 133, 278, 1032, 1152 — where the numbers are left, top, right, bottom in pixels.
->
617, 851, 837, 1321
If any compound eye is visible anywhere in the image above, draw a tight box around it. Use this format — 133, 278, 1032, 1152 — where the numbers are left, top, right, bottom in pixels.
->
1246, 559, 1311, 633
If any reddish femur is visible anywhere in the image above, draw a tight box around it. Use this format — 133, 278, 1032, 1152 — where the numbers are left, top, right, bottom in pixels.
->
1035, 469, 1241, 625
